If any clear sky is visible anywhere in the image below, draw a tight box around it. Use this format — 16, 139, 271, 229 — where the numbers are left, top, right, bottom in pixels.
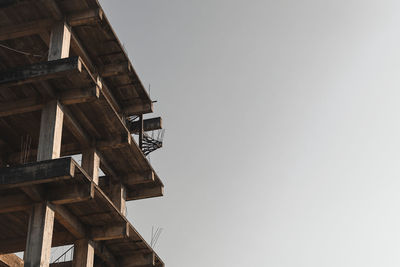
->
99, 1, 400, 266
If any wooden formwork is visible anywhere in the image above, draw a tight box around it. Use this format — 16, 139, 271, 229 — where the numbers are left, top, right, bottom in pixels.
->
0, 0, 165, 266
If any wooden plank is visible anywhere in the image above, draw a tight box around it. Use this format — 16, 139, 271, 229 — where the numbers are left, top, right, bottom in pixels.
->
0, 56, 82, 87
127, 117, 162, 133
50, 204, 86, 239
119, 253, 154, 267
123, 101, 153, 116
0, 184, 93, 214
126, 185, 164, 201
59, 86, 100, 105
37, 100, 64, 161
0, 193, 32, 213
0, 157, 74, 188
0, 18, 53, 41
100, 62, 131, 77
68, 8, 103, 27
0, 87, 99, 117
0, 97, 43, 117
96, 133, 132, 150
24, 202, 55, 267
48, 21, 71, 61
72, 239, 94, 267
0, 254, 23, 267
98, 171, 154, 190
91, 222, 129, 241
47, 183, 95, 204
123, 171, 154, 186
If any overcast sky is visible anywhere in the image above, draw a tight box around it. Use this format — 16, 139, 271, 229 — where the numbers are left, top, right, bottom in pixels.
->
99, 1, 400, 266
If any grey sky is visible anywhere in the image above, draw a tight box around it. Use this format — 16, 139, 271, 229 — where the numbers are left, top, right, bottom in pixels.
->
99, 1, 400, 266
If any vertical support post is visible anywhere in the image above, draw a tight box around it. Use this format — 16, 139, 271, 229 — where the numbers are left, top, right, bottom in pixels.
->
139, 115, 143, 150
111, 182, 127, 216
37, 20, 70, 161
48, 22, 71, 61
24, 202, 55, 267
72, 239, 94, 267
28, 100, 63, 266
37, 100, 64, 161
24, 21, 72, 267
82, 148, 100, 185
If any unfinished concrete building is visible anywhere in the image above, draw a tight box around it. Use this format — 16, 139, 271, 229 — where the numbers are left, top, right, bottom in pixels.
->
0, 0, 165, 266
